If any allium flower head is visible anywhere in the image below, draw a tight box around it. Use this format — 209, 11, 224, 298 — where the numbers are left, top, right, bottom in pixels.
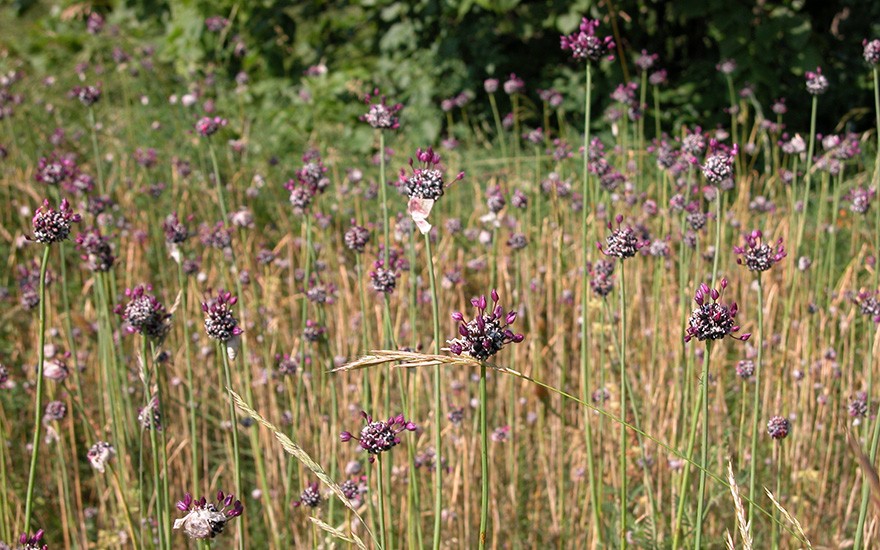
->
736, 360, 755, 379
344, 221, 370, 253
685, 279, 750, 343
484, 78, 499, 94
701, 141, 737, 184
296, 151, 330, 194
805, 67, 828, 95
204, 16, 230, 32
864, 39, 880, 65
195, 116, 227, 137
87, 11, 105, 34
400, 147, 464, 234
286, 179, 315, 215
635, 50, 658, 71
293, 482, 321, 508
734, 230, 786, 272
138, 396, 162, 430
163, 213, 190, 244
17, 530, 47, 550
35, 153, 76, 186
369, 259, 398, 294
716, 59, 737, 75
202, 290, 243, 342
70, 85, 101, 106
31, 199, 81, 244
844, 186, 876, 215
340, 411, 417, 462
767, 416, 790, 440
75, 228, 115, 272
361, 88, 402, 130
114, 284, 171, 340
448, 289, 524, 361
560, 18, 615, 63
849, 392, 869, 418
503, 74, 525, 95
174, 491, 243, 539
44, 400, 67, 421
648, 69, 667, 86
598, 215, 646, 260
854, 291, 880, 323
87, 441, 115, 473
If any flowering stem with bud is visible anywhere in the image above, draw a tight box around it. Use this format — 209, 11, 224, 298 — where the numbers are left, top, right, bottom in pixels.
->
617, 261, 628, 549
142, 338, 169, 550
478, 362, 489, 550
23, 245, 50, 531
220, 347, 244, 549
694, 340, 713, 548
425, 233, 444, 550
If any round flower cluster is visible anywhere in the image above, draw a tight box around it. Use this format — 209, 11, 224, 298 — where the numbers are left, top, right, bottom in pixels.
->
399, 147, 464, 201
844, 186, 876, 215
805, 67, 828, 95
163, 213, 190, 244
684, 279, 750, 343
766, 416, 790, 440
70, 85, 101, 106
115, 285, 171, 340
507, 233, 528, 251
293, 482, 321, 508
343, 222, 370, 253
16, 530, 47, 550
44, 400, 67, 421
849, 392, 869, 418
31, 198, 81, 244
735, 360, 755, 379
598, 215, 646, 260
448, 289, 524, 361
360, 88, 402, 130
733, 230, 786, 272
75, 228, 115, 272
87, 441, 115, 473
701, 142, 737, 184
174, 491, 243, 540
195, 116, 227, 137
369, 258, 398, 294
854, 291, 880, 323
503, 74, 525, 95
864, 39, 880, 66
560, 18, 615, 63
201, 290, 243, 342
35, 153, 77, 185
341, 412, 416, 461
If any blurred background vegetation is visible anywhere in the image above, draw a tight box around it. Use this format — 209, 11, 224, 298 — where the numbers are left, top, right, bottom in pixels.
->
2, 0, 879, 148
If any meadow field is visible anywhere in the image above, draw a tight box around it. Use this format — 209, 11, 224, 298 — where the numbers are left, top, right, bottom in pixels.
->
1, 3, 880, 549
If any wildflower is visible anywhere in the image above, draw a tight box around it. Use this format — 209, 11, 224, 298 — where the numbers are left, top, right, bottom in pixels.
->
598, 215, 646, 260
864, 39, 880, 66
491, 425, 511, 442
523, 128, 544, 145
448, 289, 524, 361
202, 290, 243, 342
701, 141, 737, 184
854, 291, 880, 323
43, 400, 67, 421
115, 285, 171, 340
199, 221, 232, 249
296, 151, 330, 194
344, 222, 370, 253
511, 189, 528, 209
684, 279, 750, 343
174, 491, 243, 539
35, 153, 76, 186
340, 477, 367, 504
486, 186, 506, 214
31, 199, 81, 244
805, 67, 828, 95
844, 186, 876, 215
204, 16, 230, 32
360, 88, 402, 130
560, 18, 615, 63
70, 85, 101, 106
849, 392, 869, 418
75, 228, 115, 272
589, 265, 614, 298
734, 230, 786, 272
766, 416, 790, 440
293, 482, 321, 508
87, 11, 105, 34
163, 213, 189, 244
17, 530, 47, 550
400, 147, 464, 234
195, 116, 227, 137
302, 320, 326, 342
43, 357, 69, 382
736, 360, 755, 379
635, 50, 658, 71
648, 69, 667, 86
484, 79, 499, 93
716, 59, 737, 75
137, 396, 162, 430
503, 74, 525, 95
507, 233, 528, 250
340, 411, 416, 462
369, 259, 397, 294
286, 179, 314, 215
87, 441, 115, 473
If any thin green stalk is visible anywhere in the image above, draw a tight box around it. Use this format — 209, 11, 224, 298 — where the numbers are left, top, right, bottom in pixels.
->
795, 96, 818, 258
672, 358, 704, 550
142, 338, 167, 550
747, 276, 765, 528
88, 107, 105, 194
854, 327, 879, 549
379, 132, 389, 267
695, 341, 712, 548
208, 139, 228, 221
24, 245, 51, 531
377, 457, 388, 550
618, 261, 628, 549
220, 347, 244, 550
426, 234, 443, 550
177, 261, 200, 492
488, 93, 509, 163
578, 59, 603, 546
479, 364, 489, 550
772, 444, 783, 550
711, 192, 722, 288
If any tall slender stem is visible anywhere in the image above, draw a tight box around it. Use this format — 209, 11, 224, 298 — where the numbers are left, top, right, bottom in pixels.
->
748, 276, 765, 527
23, 245, 51, 531
426, 234, 443, 550
88, 107, 105, 194
220, 347, 244, 550
479, 364, 489, 549
377, 457, 388, 550
795, 96, 818, 258
618, 261, 628, 549
695, 341, 712, 548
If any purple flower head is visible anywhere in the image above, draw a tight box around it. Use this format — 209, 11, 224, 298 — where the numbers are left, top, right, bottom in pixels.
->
344, 221, 371, 253
588, 261, 615, 298
805, 67, 828, 95
399, 147, 464, 200
114, 284, 171, 340
771, 98, 787, 115
199, 221, 232, 250
369, 258, 398, 295
87, 441, 115, 473
767, 416, 790, 440
361, 88, 402, 130
293, 481, 322, 508
701, 141, 737, 184
733, 230, 786, 272
486, 185, 506, 213
296, 151, 330, 194
503, 73, 525, 95
44, 399, 67, 421
70, 85, 102, 106
522, 127, 544, 145
648, 69, 668, 86
854, 291, 880, 323
204, 16, 230, 33
18, 530, 47, 550
716, 59, 737, 75
736, 360, 755, 379
447, 289, 524, 361
341, 411, 417, 462
195, 116, 227, 137
174, 491, 243, 539
849, 392, 869, 418
75, 228, 115, 272
163, 212, 190, 244
864, 39, 880, 66
31, 198, 81, 244
685, 279, 750, 343
201, 290, 243, 342
484, 78, 499, 93
635, 50, 658, 71
35, 153, 77, 186
511, 188, 528, 209
598, 215, 647, 260
560, 18, 615, 63
538, 88, 564, 107
846, 186, 878, 215
87, 11, 105, 34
